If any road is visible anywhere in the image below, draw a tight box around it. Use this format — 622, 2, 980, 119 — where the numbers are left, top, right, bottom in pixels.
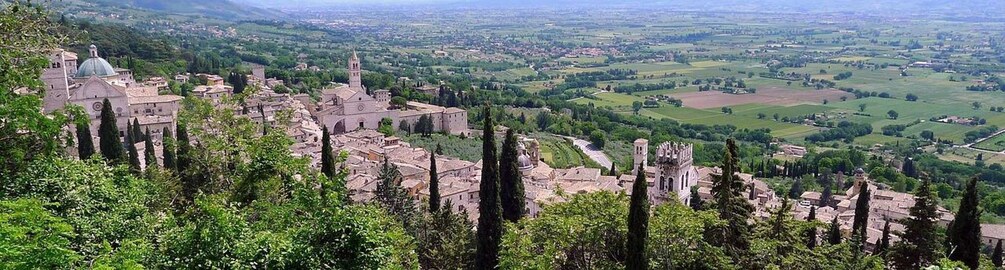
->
959, 128, 1005, 153
562, 136, 613, 169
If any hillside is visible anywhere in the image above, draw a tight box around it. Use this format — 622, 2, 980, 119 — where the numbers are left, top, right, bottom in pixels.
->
73, 0, 280, 20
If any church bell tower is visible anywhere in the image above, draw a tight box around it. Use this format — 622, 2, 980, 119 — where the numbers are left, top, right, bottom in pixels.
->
348, 50, 362, 90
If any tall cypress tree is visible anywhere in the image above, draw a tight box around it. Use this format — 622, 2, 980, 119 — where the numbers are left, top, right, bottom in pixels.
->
890, 178, 942, 269
132, 117, 143, 142
805, 206, 817, 249
851, 184, 871, 239
125, 127, 141, 174
98, 98, 125, 164
475, 106, 502, 270
75, 121, 95, 160
176, 122, 190, 173
609, 163, 617, 176
710, 138, 753, 257
429, 144, 441, 213
162, 127, 176, 171
827, 216, 842, 245
902, 157, 917, 178
499, 129, 525, 222
144, 129, 157, 168
993, 239, 1003, 268
819, 181, 832, 207
948, 177, 981, 269
877, 220, 891, 254
321, 126, 335, 178
626, 162, 650, 270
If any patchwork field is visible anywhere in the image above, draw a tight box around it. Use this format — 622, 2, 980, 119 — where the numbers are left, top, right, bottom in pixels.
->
669, 87, 851, 109
974, 133, 1005, 152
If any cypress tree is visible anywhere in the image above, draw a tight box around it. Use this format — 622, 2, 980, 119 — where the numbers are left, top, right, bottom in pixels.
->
132, 117, 143, 142
819, 181, 832, 207
827, 216, 842, 245
993, 239, 1003, 268
609, 162, 617, 176
475, 106, 502, 270
499, 129, 525, 222
805, 206, 817, 249
877, 220, 891, 254
788, 178, 803, 199
851, 183, 870, 240
162, 127, 176, 171
321, 126, 335, 178
176, 122, 190, 173
125, 127, 141, 174
710, 138, 753, 258
903, 157, 917, 178
890, 178, 942, 269
144, 129, 157, 168
626, 162, 649, 270
948, 177, 981, 269
98, 98, 125, 164
688, 187, 703, 210
75, 121, 95, 160
429, 144, 441, 213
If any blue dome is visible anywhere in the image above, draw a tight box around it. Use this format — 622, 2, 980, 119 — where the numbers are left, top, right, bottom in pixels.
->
75, 57, 117, 78
75, 45, 118, 78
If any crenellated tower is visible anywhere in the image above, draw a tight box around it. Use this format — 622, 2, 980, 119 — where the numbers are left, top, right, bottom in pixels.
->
652, 142, 695, 203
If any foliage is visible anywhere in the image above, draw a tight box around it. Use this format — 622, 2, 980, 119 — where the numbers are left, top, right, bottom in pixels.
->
476, 106, 503, 270
626, 163, 650, 270
499, 129, 525, 222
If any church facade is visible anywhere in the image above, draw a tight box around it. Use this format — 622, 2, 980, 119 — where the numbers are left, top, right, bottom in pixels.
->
42, 45, 182, 142
313, 52, 468, 135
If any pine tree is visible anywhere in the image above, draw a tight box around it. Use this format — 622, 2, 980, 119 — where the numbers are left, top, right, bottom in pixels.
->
429, 144, 441, 213
132, 117, 143, 142
851, 183, 870, 240
626, 162, 650, 270
125, 127, 141, 174
376, 156, 417, 232
993, 239, 1003, 268
889, 178, 942, 269
877, 220, 891, 254
98, 98, 125, 164
948, 177, 981, 269
827, 216, 842, 245
499, 129, 525, 222
144, 129, 157, 168
475, 106, 503, 270
75, 121, 95, 160
162, 127, 176, 171
805, 206, 817, 249
710, 138, 753, 259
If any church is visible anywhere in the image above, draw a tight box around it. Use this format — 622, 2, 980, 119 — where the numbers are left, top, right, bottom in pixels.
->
313, 51, 468, 135
42, 45, 182, 142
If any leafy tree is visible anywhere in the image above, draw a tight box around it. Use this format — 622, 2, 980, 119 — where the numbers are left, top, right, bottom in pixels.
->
689, 187, 703, 210
858, 103, 867, 112
0, 199, 82, 269
627, 162, 650, 270
710, 138, 753, 261
887, 110, 899, 119
499, 129, 525, 222
788, 178, 803, 199
827, 216, 842, 245
476, 106, 503, 270
98, 98, 125, 164
632, 101, 643, 115
429, 144, 441, 213
947, 177, 981, 269
399, 120, 411, 135
76, 121, 95, 160
589, 130, 606, 149
378, 117, 395, 136
889, 178, 943, 269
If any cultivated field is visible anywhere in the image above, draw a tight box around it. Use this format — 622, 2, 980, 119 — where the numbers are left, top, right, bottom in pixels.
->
669, 87, 851, 109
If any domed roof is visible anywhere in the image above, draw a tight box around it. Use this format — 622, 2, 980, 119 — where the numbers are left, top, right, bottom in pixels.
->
75, 45, 118, 78
518, 154, 534, 170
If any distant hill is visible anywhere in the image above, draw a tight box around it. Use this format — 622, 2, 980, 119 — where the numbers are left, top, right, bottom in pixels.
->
87, 0, 280, 20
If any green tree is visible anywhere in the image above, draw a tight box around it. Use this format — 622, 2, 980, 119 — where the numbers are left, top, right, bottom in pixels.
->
632, 101, 643, 115
76, 121, 95, 160
689, 187, 703, 210
416, 201, 475, 269
144, 129, 157, 168
589, 130, 606, 149
877, 220, 891, 254
376, 156, 417, 233
499, 129, 525, 222
98, 98, 125, 164
429, 144, 441, 213
131, 117, 142, 142
321, 126, 336, 179
827, 216, 842, 245
889, 178, 943, 269
161, 127, 176, 170
993, 239, 1003, 268
805, 206, 817, 249
851, 184, 870, 241
125, 124, 142, 174
378, 117, 395, 136
887, 110, 899, 119
948, 177, 981, 269
0, 199, 82, 269
903, 157, 918, 178
627, 162, 650, 270
476, 106, 503, 270
710, 138, 754, 260
859, 103, 867, 112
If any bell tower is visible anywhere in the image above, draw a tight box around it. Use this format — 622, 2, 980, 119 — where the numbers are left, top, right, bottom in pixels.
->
348, 50, 362, 90
633, 138, 648, 175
